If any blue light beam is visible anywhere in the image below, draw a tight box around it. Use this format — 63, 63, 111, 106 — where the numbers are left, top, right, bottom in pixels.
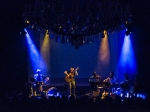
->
118, 34, 137, 81
25, 29, 47, 73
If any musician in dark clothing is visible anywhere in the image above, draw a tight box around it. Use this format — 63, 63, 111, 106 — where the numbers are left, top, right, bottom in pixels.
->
64, 67, 79, 96
103, 72, 116, 94
34, 69, 44, 95
121, 73, 130, 90
89, 72, 100, 92
124, 73, 129, 82
120, 73, 131, 100
103, 72, 116, 86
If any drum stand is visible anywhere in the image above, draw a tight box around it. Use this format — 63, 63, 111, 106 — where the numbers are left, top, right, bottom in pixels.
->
32, 81, 44, 96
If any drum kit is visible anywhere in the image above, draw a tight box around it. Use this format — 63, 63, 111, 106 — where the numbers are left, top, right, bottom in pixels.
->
89, 78, 135, 97
26, 76, 50, 96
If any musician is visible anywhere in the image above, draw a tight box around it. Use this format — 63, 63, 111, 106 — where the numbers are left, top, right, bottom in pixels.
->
34, 69, 44, 82
34, 69, 45, 95
89, 72, 100, 92
120, 73, 131, 99
64, 66, 78, 96
103, 72, 116, 94
103, 72, 116, 85
124, 73, 129, 81
120, 73, 130, 89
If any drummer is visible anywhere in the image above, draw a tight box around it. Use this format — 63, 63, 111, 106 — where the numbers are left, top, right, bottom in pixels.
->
34, 69, 45, 95
34, 69, 44, 82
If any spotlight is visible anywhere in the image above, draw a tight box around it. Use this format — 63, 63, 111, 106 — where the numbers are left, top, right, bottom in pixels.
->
100, 30, 107, 38
26, 20, 30, 24
125, 30, 130, 36
46, 31, 50, 35
125, 24, 132, 36
20, 29, 27, 36
104, 30, 107, 36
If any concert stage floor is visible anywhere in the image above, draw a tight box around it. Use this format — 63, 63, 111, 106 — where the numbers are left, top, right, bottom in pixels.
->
1, 77, 147, 106
36, 77, 147, 101
43, 78, 95, 97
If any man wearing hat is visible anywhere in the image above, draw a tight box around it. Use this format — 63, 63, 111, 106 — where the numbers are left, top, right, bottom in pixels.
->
34, 69, 44, 95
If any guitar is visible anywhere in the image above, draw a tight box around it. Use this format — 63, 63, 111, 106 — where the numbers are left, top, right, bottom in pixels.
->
64, 67, 79, 83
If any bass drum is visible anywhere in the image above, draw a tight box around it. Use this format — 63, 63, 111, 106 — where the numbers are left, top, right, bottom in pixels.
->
46, 87, 58, 96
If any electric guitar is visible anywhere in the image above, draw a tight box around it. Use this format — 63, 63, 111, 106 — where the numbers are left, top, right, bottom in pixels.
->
64, 67, 79, 83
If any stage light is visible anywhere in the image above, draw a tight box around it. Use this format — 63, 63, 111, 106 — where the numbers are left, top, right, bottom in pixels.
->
20, 29, 27, 35
125, 24, 132, 36
23, 1, 132, 48
24, 18, 30, 24
101, 30, 107, 38
125, 30, 131, 36
26, 20, 30, 24
46, 30, 49, 35
104, 30, 107, 37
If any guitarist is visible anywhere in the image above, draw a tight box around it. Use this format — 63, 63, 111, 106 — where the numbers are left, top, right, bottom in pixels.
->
64, 66, 79, 96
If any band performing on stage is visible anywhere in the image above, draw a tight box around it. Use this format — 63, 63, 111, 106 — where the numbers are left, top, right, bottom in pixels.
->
26, 68, 136, 99
27, 69, 50, 97
89, 71, 135, 99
